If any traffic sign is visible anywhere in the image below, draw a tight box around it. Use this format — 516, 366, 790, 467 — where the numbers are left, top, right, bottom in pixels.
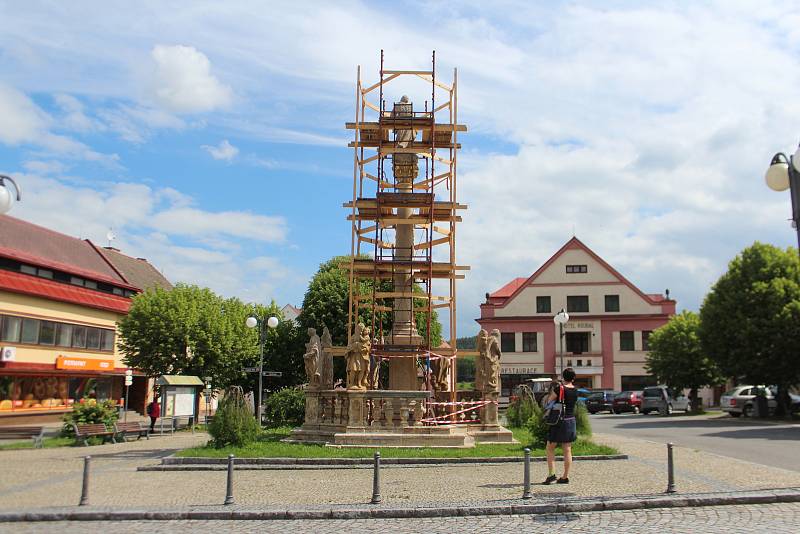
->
243, 367, 259, 373
262, 371, 283, 377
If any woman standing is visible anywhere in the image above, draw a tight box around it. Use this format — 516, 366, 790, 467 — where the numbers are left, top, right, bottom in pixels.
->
543, 367, 578, 484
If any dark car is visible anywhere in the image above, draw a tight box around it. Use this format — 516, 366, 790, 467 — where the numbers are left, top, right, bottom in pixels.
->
586, 391, 616, 414
612, 391, 642, 414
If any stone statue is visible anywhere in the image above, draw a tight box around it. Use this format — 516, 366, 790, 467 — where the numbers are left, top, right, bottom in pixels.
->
369, 337, 381, 390
432, 356, 449, 392
346, 323, 372, 390
303, 327, 322, 389
474, 329, 489, 392
476, 328, 501, 394
320, 326, 334, 389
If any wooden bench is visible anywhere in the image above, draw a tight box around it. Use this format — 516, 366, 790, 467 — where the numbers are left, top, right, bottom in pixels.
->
0, 426, 45, 448
73, 423, 115, 446
114, 421, 149, 441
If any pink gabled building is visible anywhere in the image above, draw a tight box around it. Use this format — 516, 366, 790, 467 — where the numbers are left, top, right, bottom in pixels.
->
478, 237, 675, 396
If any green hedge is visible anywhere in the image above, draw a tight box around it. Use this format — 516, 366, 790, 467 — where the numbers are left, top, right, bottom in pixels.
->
263, 387, 305, 427
62, 399, 119, 439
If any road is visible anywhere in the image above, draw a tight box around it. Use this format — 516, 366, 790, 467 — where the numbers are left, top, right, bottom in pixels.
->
6, 503, 800, 533
590, 412, 800, 472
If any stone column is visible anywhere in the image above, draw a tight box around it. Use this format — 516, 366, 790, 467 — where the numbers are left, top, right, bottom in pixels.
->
304, 390, 320, 426
481, 391, 500, 428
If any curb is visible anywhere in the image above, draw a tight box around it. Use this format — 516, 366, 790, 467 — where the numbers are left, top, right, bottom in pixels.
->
146, 454, 628, 470
2, 488, 798, 522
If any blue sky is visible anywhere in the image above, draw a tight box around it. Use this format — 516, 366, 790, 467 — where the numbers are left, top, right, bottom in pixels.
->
1, 1, 799, 338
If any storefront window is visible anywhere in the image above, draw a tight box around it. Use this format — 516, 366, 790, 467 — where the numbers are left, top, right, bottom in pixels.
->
1, 316, 21, 342
0, 376, 117, 412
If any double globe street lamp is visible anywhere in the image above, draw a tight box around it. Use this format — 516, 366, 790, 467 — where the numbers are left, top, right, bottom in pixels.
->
0, 175, 22, 214
245, 314, 279, 424
765, 147, 800, 255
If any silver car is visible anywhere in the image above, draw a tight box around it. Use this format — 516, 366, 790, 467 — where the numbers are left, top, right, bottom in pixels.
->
720, 385, 776, 417
640, 386, 691, 415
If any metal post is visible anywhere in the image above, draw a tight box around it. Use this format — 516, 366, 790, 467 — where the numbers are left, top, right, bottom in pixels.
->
257, 319, 265, 425
124, 384, 130, 424
371, 451, 382, 504
789, 159, 800, 255
522, 448, 532, 499
224, 454, 235, 505
79, 456, 91, 506
666, 443, 676, 493
559, 322, 564, 374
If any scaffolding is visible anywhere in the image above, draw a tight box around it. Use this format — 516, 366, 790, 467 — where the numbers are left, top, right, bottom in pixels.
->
344, 51, 468, 407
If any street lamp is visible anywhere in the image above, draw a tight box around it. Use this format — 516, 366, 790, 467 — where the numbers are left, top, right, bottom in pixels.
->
245, 314, 279, 424
764, 149, 800, 255
553, 308, 569, 376
203, 376, 213, 425
0, 175, 22, 214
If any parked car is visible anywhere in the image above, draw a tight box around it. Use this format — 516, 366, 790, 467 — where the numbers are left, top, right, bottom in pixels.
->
640, 386, 691, 414
576, 388, 592, 406
720, 385, 777, 417
586, 391, 616, 414
612, 391, 642, 414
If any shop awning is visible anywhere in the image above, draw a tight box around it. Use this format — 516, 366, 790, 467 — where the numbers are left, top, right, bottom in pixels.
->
156, 375, 204, 386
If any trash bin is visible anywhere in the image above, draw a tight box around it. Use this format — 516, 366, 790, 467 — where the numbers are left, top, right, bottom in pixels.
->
754, 394, 769, 418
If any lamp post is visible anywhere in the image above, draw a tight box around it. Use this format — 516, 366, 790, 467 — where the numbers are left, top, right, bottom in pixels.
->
203, 376, 213, 424
0, 175, 22, 214
765, 149, 800, 256
245, 314, 279, 424
123, 369, 133, 423
553, 308, 569, 376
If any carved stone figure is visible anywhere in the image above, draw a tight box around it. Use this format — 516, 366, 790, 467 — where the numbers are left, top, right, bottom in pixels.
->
432, 356, 449, 392
320, 326, 334, 389
474, 329, 490, 392
346, 323, 372, 390
303, 327, 322, 389
369, 337, 381, 390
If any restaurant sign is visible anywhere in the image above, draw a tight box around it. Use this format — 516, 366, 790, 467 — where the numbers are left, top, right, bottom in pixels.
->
55, 356, 115, 371
500, 366, 539, 375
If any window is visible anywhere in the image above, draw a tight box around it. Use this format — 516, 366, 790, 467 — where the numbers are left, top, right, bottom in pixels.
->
567, 295, 589, 313
101, 330, 115, 352
642, 331, 652, 351
39, 321, 56, 345
566, 332, 589, 354
566, 264, 587, 273
72, 326, 86, 348
620, 331, 635, 351
112, 287, 123, 296
20, 318, 40, 344
86, 327, 101, 350
84, 280, 97, 290
586, 359, 592, 366
605, 294, 620, 312
70, 276, 84, 286
1, 316, 21, 342
20, 264, 37, 275
56, 323, 73, 347
37, 269, 53, 279
577, 359, 583, 367
522, 332, 537, 352
536, 296, 551, 313
500, 332, 516, 352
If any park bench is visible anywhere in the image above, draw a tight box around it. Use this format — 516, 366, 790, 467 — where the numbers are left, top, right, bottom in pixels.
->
114, 421, 149, 441
0, 426, 45, 448
73, 423, 116, 446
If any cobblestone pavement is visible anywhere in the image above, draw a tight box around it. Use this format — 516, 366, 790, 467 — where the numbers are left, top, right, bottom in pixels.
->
4, 503, 800, 533
0, 431, 797, 509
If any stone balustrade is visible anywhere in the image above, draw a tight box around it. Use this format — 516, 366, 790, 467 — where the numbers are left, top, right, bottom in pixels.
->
303, 389, 430, 430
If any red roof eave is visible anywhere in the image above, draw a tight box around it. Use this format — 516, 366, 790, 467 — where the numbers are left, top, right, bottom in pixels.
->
0, 270, 131, 314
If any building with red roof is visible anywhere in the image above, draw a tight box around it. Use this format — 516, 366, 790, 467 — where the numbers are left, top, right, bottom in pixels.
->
0, 214, 171, 421
478, 237, 675, 397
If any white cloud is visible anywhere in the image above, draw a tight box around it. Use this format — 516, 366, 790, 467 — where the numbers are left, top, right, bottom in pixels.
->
151, 44, 232, 113
54, 93, 101, 132
202, 139, 239, 161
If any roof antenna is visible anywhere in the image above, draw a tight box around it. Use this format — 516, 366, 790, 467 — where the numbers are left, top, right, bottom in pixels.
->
106, 228, 116, 248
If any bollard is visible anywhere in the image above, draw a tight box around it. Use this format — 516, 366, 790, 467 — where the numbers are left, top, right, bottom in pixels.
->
79, 455, 91, 506
666, 443, 676, 493
224, 454, 235, 505
371, 451, 382, 504
522, 448, 532, 499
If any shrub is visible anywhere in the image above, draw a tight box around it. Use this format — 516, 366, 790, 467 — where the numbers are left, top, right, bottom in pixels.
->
62, 399, 119, 438
575, 402, 592, 437
262, 387, 305, 427
507, 395, 537, 428
208, 387, 261, 447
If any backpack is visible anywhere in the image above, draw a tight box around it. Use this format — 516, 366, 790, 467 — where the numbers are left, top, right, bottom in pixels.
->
543, 384, 565, 426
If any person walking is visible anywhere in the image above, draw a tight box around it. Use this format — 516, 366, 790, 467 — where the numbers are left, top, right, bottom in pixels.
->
543, 367, 578, 484
147, 395, 161, 433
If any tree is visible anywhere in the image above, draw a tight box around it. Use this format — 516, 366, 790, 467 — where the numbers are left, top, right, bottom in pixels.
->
645, 311, 723, 413
118, 284, 260, 389
699, 242, 800, 415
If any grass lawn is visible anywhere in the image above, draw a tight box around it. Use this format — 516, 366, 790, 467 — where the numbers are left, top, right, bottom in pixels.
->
0, 436, 74, 450
177, 426, 619, 459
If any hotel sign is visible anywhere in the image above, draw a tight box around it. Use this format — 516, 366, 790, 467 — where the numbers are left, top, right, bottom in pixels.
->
565, 322, 594, 330
56, 356, 115, 371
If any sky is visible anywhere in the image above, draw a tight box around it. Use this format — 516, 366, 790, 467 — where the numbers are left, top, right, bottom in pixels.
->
1, 1, 799, 339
